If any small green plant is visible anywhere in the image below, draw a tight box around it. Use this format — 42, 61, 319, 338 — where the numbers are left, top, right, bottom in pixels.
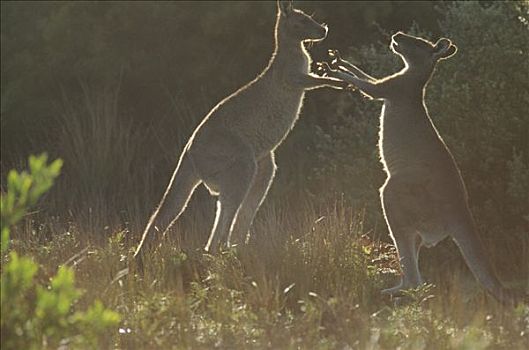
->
1, 154, 62, 252
0, 154, 120, 349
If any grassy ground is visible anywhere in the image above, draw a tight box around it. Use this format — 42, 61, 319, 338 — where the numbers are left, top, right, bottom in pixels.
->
9, 200, 529, 349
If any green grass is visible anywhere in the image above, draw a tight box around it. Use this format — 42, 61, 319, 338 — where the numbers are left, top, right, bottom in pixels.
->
7, 201, 528, 349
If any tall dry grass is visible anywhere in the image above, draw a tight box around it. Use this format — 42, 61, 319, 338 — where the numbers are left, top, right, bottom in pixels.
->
44, 80, 202, 238
5, 79, 526, 348
10, 197, 528, 349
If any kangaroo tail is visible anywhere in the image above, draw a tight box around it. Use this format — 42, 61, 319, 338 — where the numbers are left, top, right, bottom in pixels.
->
453, 215, 516, 304
134, 153, 200, 259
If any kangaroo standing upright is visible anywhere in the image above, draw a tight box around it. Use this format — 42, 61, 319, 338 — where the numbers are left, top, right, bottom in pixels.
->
320, 32, 515, 304
134, 1, 346, 258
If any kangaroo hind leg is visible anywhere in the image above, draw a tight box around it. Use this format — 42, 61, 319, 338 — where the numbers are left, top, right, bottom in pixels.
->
230, 152, 277, 246
382, 228, 423, 295
380, 182, 423, 295
204, 155, 256, 254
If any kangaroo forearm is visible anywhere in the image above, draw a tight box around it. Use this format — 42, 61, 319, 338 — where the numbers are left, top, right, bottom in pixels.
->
350, 77, 384, 98
338, 63, 376, 82
328, 49, 376, 82
328, 70, 384, 98
292, 74, 346, 90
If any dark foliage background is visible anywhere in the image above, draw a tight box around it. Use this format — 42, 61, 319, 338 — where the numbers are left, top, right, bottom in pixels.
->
1, 1, 528, 280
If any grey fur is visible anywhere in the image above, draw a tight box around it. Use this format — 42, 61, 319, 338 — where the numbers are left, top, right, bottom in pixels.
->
134, 1, 346, 257
321, 32, 515, 304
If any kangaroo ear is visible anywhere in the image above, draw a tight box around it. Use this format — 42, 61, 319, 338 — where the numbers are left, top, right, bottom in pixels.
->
433, 38, 458, 60
278, 0, 293, 17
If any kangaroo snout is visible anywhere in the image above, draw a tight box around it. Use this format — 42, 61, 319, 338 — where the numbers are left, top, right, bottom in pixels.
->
392, 31, 405, 40
391, 30, 407, 40
320, 23, 328, 38
391, 31, 407, 44
390, 32, 405, 51
307, 23, 328, 42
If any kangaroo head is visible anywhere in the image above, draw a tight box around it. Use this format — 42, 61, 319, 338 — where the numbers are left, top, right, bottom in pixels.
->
390, 32, 458, 71
277, 0, 328, 42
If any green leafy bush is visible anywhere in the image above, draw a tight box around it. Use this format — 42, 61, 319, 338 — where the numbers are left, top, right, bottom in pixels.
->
1, 154, 62, 252
0, 154, 120, 349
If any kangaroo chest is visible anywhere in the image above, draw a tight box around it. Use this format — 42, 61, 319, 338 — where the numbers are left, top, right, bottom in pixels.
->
241, 51, 310, 156
259, 89, 306, 151
379, 102, 443, 175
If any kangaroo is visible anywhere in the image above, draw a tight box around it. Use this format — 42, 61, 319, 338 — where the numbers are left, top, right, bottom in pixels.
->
319, 32, 517, 304
134, 1, 347, 259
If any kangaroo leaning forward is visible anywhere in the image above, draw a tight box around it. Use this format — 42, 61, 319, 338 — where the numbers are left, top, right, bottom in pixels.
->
134, 1, 346, 260
320, 32, 516, 304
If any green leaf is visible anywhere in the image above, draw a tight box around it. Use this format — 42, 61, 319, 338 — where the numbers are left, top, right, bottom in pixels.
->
1, 252, 38, 300
0, 153, 63, 253
75, 300, 121, 331
6, 169, 19, 193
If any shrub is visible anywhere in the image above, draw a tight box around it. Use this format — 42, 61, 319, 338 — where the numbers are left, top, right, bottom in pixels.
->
0, 154, 120, 349
1, 154, 63, 252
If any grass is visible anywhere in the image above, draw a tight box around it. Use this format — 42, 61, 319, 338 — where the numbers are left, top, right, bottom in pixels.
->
7, 199, 529, 349
3, 80, 527, 349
